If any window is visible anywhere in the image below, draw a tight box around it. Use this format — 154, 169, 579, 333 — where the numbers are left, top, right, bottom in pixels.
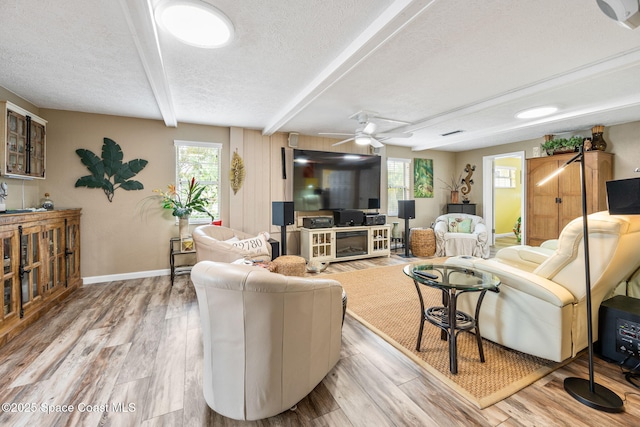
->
387, 158, 411, 216
175, 140, 221, 223
494, 166, 517, 188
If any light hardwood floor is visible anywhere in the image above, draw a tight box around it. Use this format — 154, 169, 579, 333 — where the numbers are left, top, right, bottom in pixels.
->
0, 254, 639, 426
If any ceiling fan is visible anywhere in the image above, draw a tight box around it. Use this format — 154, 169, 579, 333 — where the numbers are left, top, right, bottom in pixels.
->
319, 111, 413, 148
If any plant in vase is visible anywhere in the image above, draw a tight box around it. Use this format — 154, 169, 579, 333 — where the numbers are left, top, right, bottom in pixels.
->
153, 177, 213, 237
438, 173, 462, 203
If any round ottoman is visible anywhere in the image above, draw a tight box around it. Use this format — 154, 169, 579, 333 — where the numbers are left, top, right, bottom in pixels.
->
410, 228, 436, 257
272, 255, 306, 276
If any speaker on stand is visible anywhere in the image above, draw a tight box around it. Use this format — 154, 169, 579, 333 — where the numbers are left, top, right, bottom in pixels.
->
272, 201, 294, 255
398, 200, 415, 258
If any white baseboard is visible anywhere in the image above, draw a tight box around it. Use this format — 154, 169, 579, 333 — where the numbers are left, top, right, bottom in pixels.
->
83, 269, 170, 285
494, 233, 515, 238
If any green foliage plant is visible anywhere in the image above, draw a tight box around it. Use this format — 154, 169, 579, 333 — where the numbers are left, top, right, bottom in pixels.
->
75, 137, 148, 202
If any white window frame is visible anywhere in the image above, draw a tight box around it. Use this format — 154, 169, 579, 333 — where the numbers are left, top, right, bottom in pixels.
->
174, 140, 222, 224
387, 157, 411, 216
494, 166, 517, 188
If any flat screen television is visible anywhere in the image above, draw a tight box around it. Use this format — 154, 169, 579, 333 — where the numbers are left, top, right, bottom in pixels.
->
293, 149, 381, 211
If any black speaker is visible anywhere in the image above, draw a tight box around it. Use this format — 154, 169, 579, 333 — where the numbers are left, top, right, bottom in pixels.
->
596, 295, 640, 368
272, 201, 294, 226
398, 200, 415, 219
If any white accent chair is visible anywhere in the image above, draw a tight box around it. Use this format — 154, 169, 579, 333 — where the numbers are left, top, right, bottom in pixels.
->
192, 225, 271, 263
191, 261, 344, 420
446, 211, 640, 362
434, 213, 490, 258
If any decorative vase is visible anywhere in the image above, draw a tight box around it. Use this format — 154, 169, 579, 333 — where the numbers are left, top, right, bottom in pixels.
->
392, 222, 401, 239
591, 125, 607, 151
450, 190, 459, 204
179, 215, 190, 238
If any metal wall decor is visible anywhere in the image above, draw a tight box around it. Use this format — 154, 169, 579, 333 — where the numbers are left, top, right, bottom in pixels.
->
75, 137, 148, 202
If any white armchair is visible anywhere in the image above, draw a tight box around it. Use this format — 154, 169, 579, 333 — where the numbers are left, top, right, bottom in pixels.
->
191, 261, 343, 420
434, 213, 490, 258
446, 211, 640, 362
192, 225, 271, 263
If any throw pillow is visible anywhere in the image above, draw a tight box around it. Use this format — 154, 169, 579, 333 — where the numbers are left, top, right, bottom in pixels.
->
448, 218, 464, 233
231, 234, 270, 258
458, 218, 473, 233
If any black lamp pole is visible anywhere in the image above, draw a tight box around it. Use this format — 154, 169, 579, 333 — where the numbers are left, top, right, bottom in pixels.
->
540, 146, 623, 412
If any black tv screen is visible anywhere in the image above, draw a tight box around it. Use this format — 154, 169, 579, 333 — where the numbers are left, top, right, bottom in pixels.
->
293, 149, 381, 211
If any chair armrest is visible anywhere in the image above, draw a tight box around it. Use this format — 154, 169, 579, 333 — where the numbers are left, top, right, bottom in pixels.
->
434, 220, 448, 237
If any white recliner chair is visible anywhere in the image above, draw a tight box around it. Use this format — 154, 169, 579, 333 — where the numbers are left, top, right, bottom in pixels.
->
446, 211, 640, 362
434, 213, 490, 258
191, 261, 344, 420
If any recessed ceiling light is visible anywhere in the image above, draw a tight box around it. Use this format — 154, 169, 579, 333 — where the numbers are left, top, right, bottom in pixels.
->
155, 0, 234, 48
516, 106, 558, 119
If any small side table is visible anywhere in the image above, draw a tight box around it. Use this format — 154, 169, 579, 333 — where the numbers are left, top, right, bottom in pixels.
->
170, 237, 196, 286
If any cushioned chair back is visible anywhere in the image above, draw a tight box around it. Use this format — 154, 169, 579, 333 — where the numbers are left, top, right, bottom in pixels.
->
193, 225, 271, 263
436, 213, 483, 232
534, 211, 640, 304
191, 261, 343, 420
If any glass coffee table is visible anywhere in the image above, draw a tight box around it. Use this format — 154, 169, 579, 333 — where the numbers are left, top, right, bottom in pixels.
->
404, 263, 500, 374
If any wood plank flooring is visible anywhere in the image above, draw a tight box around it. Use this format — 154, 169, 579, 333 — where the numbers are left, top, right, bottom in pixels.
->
1, 254, 639, 426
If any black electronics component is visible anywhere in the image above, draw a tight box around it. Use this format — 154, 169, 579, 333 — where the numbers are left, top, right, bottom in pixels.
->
596, 295, 640, 368
364, 213, 386, 226
302, 216, 334, 229
333, 209, 365, 227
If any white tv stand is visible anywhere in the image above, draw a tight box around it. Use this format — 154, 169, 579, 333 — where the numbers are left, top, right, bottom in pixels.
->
300, 225, 390, 262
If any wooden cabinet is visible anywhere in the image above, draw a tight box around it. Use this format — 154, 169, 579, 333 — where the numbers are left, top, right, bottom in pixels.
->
526, 151, 612, 246
300, 225, 390, 262
0, 101, 47, 179
0, 209, 81, 347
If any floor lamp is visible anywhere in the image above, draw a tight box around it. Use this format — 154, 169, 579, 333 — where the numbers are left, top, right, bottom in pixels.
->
537, 146, 624, 412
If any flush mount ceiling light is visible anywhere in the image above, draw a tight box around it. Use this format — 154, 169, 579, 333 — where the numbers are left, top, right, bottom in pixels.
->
515, 106, 559, 119
155, 0, 234, 48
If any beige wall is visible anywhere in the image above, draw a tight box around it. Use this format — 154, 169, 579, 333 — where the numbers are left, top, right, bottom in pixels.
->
40, 109, 231, 278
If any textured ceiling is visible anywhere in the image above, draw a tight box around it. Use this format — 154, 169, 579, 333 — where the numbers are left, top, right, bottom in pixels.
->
1, 0, 639, 152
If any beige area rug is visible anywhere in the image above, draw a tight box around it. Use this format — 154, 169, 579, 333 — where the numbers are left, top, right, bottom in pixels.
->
327, 262, 568, 409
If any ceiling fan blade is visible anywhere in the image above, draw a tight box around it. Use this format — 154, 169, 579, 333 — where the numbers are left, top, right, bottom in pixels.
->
332, 137, 355, 146
376, 132, 413, 138
319, 132, 355, 136
369, 138, 384, 148
362, 122, 377, 134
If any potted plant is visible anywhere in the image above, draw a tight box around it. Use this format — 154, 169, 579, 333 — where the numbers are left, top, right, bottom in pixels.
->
438, 173, 463, 203
541, 138, 560, 156
154, 177, 213, 237
567, 135, 584, 151
513, 216, 521, 243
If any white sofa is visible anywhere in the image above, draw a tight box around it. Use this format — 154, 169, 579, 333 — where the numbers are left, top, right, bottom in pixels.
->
446, 211, 640, 362
434, 213, 490, 258
191, 261, 344, 420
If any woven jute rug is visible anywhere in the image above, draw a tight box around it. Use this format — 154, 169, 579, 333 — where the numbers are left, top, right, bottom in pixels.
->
327, 262, 567, 409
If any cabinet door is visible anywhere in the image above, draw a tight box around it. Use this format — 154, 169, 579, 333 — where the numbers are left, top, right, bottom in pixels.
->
308, 230, 334, 261
527, 158, 561, 245
19, 225, 43, 315
0, 230, 19, 325
29, 121, 46, 178
6, 110, 27, 175
43, 220, 66, 294
370, 226, 390, 254
66, 217, 81, 286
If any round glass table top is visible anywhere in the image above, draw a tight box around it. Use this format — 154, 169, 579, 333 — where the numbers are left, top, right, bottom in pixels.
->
403, 263, 500, 291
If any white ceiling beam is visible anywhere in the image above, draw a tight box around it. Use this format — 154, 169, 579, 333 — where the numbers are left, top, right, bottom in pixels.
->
119, 0, 177, 127
408, 47, 640, 150
261, 0, 438, 136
